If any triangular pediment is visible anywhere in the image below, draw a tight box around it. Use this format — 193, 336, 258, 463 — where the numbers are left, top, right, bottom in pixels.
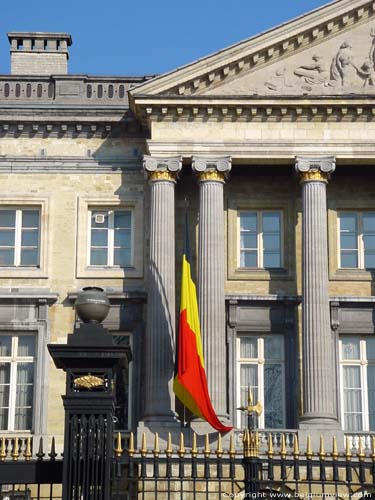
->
130, 0, 375, 100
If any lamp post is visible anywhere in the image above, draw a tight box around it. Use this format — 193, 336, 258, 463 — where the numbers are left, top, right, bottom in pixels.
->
48, 287, 131, 500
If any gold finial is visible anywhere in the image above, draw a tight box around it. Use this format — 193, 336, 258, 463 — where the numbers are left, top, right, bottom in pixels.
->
140, 432, 147, 457
293, 435, 300, 458
267, 435, 274, 458
191, 432, 198, 458
153, 433, 160, 457
306, 435, 313, 459
204, 434, 211, 457
11, 437, 19, 461
319, 435, 326, 459
127, 432, 135, 457
358, 438, 365, 462
115, 432, 123, 458
178, 432, 185, 457
345, 436, 352, 459
332, 436, 339, 460
229, 433, 236, 457
24, 437, 32, 461
0, 437, 6, 462
372, 436, 375, 461
216, 434, 223, 457
244, 430, 259, 458
237, 385, 263, 422
166, 432, 172, 457
280, 434, 287, 458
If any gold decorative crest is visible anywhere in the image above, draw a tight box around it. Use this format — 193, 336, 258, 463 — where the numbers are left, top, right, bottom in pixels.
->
299, 170, 329, 183
148, 170, 177, 182
74, 375, 105, 389
198, 170, 226, 183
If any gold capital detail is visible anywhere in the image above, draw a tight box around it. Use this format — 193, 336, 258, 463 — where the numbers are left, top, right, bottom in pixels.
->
148, 170, 178, 182
74, 375, 105, 389
198, 170, 226, 183
299, 170, 329, 183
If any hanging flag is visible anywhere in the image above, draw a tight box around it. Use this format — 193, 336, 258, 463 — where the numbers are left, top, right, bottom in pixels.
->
173, 215, 232, 433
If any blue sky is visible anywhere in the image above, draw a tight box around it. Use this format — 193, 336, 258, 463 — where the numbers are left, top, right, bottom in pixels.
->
0, 0, 331, 76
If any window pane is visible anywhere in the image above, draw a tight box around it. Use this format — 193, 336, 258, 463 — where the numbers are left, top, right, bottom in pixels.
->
0, 408, 8, 431
345, 413, 362, 431
343, 365, 361, 388
240, 233, 257, 250
21, 230, 39, 247
363, 235, 375, 250
340, 251, 358, 268
340, 213, 357, 232
91, 211, 108, 228
17, 363, 34, 384
22, 210, 39, 228
240, 213, 257, 231
240, 337, 257, 359
264, 364, 283, 428
0, 249, 14, 266
263, 252, 281, 268
90, 249, 108, 266
0, 230, 15, 246
240, 364, 258, 428
342, 338, 360, 360
367, 338, 375, 360
365, 252, 375, 269
0, 210, 15, 228
0, 337, 12, 356
18, 336, 35, 357
368, 365, 375, 430
20, 249, 39, 266
341, 234, 358, 250
263, 234, 280, 251
0, 363, 10, 385
262, 212, 280, 232
265, 336, 283, 360
0, 363, 10, 430
114, 211, 131, 229
114, 249, 131, 267
114, 229, 131, 247
363, 213, 375, 232
240, 251, 257, 268
91, 230, 108, 247
14, 408, 32, 431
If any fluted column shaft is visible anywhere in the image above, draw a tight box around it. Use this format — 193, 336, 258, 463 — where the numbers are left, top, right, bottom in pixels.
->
193, 157, 231, 417
143, 156, 182, 420
296, 156, 338, 425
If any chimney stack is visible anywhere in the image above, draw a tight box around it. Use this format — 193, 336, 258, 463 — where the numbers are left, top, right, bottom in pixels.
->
7, 32, 72, 75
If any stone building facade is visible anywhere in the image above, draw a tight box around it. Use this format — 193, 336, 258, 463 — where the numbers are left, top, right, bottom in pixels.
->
1, 0, 375, 455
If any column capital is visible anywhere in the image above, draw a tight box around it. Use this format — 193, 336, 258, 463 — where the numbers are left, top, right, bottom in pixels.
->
143, 155, 182, 182
192, 156, 232, 183
295, 156, 336, 183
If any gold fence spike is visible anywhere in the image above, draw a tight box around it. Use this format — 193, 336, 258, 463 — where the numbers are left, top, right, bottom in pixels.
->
153, 432, 160, 457
204, 433, 211, 457
140, 432, 147, 457
319, 435, 326, 459
191, 432, 198, 457
358, 437, 365, 462
49, 437, 57, 460
229, 433, 236, 457
306, 435, 313, 459
267, 435, 274, 457
115, 432, 123, 458
178, 432, 185, 457
280, 434, 286, 458
128, 432, 135, 457
166, 432, 172, 457
332, 436, 339, 460
293, 435, 300, 458
216, 433, 223, 457
345, 436, 352, 459
11, 437, 19, 462
0, 437, 6, 462
24, 437, 32, 461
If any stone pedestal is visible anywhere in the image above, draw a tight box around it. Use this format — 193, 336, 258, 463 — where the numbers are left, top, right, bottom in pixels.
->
192, 156, 231, 419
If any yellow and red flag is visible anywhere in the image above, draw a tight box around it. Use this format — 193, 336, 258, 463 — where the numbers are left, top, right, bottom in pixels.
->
173, 219, 232, 433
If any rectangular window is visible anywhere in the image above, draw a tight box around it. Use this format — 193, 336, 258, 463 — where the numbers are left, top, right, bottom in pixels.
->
0, 334, 36, 431
239, 211, 282, 269
339, 212, 375, 269
89, 210, 132, 267
340, 336, 375, 431
0, 209, 40, 267
237, 335, 285, 429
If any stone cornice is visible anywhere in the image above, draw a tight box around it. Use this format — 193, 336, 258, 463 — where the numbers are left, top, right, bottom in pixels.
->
130, 0, 375, 99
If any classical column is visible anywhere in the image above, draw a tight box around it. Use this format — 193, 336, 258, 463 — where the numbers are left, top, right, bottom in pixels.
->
296, 156, 338, 427
143, 155, 182, 420
192, 156, 231, 418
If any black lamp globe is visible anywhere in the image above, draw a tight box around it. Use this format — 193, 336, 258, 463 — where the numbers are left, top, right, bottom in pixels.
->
75, 287, 110, 324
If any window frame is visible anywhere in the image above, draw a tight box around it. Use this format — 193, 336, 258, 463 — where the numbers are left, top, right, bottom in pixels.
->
0, 332, 36, 432
88, 208, 134, 268
236, 334, 286, 429
338, 211, 375, 270
339, 336, 375, 432
237, 210, 284, 270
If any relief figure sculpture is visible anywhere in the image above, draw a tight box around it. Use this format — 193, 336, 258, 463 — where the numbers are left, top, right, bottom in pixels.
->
329, 41, 353, 86
293, 55, 328, 90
